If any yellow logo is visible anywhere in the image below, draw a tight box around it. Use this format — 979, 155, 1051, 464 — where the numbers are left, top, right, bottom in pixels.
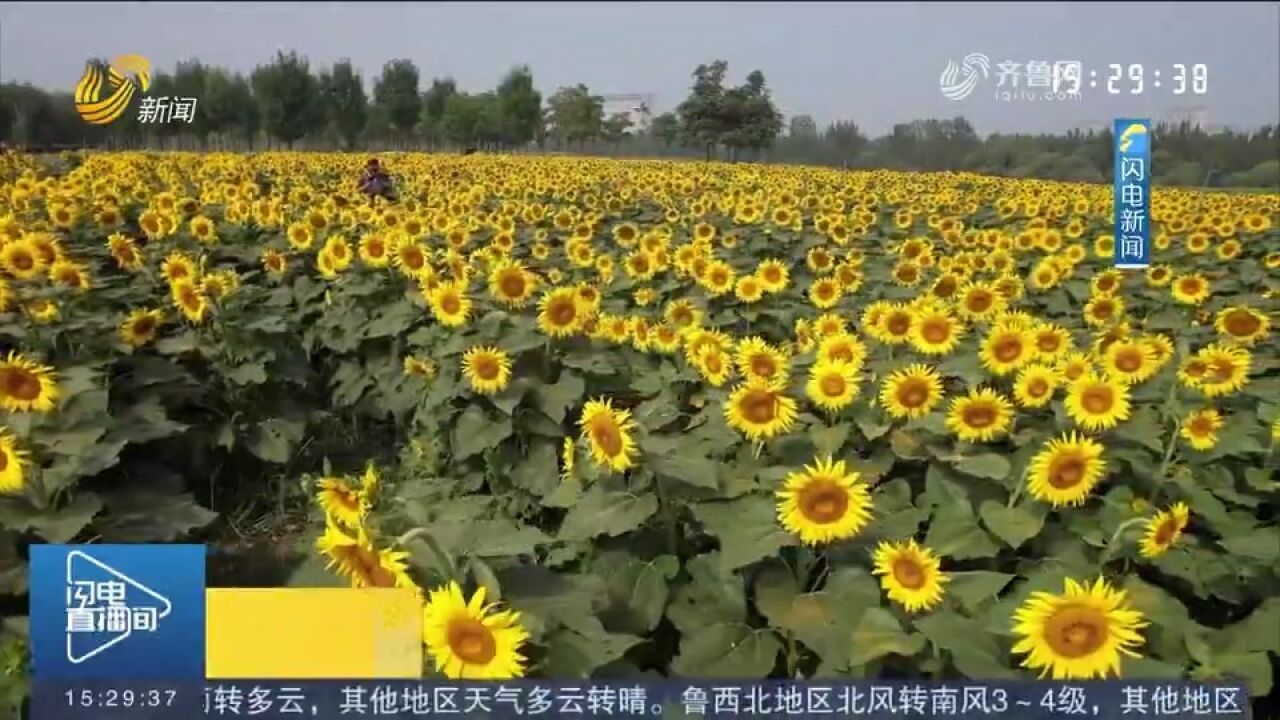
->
1118, 123, 1148, 153
74, 55, 152, 125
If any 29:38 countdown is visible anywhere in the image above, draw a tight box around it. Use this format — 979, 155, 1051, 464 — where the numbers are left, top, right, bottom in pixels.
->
1107, 64, 1208, 95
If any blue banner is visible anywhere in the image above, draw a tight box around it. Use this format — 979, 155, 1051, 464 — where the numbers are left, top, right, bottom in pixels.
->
33, 680, 1252, 719
29, 544, 207, 680
1113, 118, 1152, 269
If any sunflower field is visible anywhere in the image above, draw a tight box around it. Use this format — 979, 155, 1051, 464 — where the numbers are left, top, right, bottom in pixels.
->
0, 151, 1278, 698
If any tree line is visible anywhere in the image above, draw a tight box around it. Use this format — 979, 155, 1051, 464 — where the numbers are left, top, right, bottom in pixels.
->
1, 51, 1275, 187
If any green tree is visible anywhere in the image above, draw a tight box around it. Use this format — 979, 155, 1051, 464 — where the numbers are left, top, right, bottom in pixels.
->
601, 112, 634, 148
721, 70, 782, 161
420, 78, 457, 144
321, 60, 368, 151
789, 115, 818, 140
250, 50, 323, 149
825, 120, 867, 167
651, 112, 679, 148
496, 66, 542, 146
546, 84, 604, 148
374, 59, 421, 139
677, 60, 729, 160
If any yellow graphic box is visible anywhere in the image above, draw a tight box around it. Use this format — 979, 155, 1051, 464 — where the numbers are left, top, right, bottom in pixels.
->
206, 588, 422, 679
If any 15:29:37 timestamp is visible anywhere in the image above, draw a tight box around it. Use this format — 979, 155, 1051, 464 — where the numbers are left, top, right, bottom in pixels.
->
65, 688, 178, 709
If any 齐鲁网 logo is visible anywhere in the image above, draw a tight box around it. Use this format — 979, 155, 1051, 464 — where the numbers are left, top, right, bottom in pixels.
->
74, 55, 152, 125
29, 544, 206, 678
939, 53, 990, 101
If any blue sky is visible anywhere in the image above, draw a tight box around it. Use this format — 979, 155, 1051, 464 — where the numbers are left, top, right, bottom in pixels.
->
1, 2, 1277, 135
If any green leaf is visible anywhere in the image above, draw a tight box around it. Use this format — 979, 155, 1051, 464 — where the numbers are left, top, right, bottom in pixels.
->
947, 571, 1015, 613
541, 626, 644, 678
979, 501, 1046, 549
756, 565, 878, 670
1114, 405, 1165, 453
224, 361, 268, 386
558, 486, 657, 542
468, 557, 502, 603
668, 553, 747, 635
1217, 599, 1280, 655
286, 555, 349, 588
431, 519, 551, 558
1214, 652, 1274, 696
854, 408, 892, 441
1218, 529, 1280, 562
809, 423, 851, 458
602, 555, 679, 635
671, 624, 781, 677
93, 492, 216, 542
848, 608, 926, 667
1, 493, 104, 543
107, 401, 189, 444
889, 428, 926, 459
452, 405, 513, 461
954, 453, 1012, 480
511, 440, 559, 497
534, 372, 584, 424
925, 504, 1000, 560
489, 376, 536, 416
693, 495, 796, 572
246, 418, 305, 464
644, 437, 719, 490
914, 611, 1018, 678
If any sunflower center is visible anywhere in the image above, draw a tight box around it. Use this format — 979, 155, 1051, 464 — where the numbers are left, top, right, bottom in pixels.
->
403, 250, 425, 270
1114, 349, 1143, 373
440, 294, 462, 315
797, 480, 849, 524
1091, 302, 1114, 320
887, 314, 911, 336
1223, 310, 1260, 337
132, 316, 156, 335
1179, 279, 1202, 295
549, 299, 577, 326
498, 273, 526, 298
1184, 361, 1207, 379
1047, 454, 1086, 489
1037, 334, 1061, 353
962, 404, 997, 429
703, 353, 723, 374
1153, 518, 1178, 546
897, 267, 918, 283
11, 252, 33, 270
0, 450, 7, 472
966, 291, 993, 313
588, 415, 624, 457
1043, 605, 1107, 658
763, 267, 781, 283
921, 318, 950, 344
472, 356, 500, 381
750, 356, 777, 378
820, 374, 847, 397
892, 558, 926, 590
935, 277, 957, 297
1028, 378, 1050, 397
1098, 278, 1116, 292
897, 379, 929, 408
1081, 386, 1114, 414
993, 337, 1024, 363
816, 283, 835, 301
740, 389, 779, 424
1188, 416, 1214, 436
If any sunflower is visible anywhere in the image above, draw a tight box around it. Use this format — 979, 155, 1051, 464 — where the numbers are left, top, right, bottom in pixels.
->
775, 456, 873, 546
1144, 265, 1173, 287
756, 259, 790, 293
1195, 343, 1251, 398
735, 337, 790, 386
315, 521, 414, 590
695, 345, 733, 387
25, 299, 58, 324
427, 280, 471, 328
1214, 306, 1269, 346
1011, 577, 1147, 680
817, 332, 867, 370
537, 287, 582, 338
423, 582, 529, 680
805, 360, 860, 412
355, 233, 390, 268
0, 352, 59, 414
315, 475, 367, 528
956, 280, 1006, 322
1064, 373, 1130, 432
945, 387, 1015, 442
872, 539, 948, 613
487, 260, 537, 308
0, 429, 29, 494
261, 249, 287, 276
462, 346, 512, 396
874, 304, 916, 346
1026, 432, 1107, 507
879, 364, 944, 420
1101, 340, 1158, 385
1179, 408, 1223, 450
120, 308, 164, 347
578, 398, 638, 472
650, 323, 683, 354
107, 233, 144, 272
160, 253, 196, 284
725, 379, 798, 442
403, 356, 437, 380
735, 275, 765, 303
1014, 364, 1061, 408
1171, 273, 1210, 305
1139, 503, 1190, 559
808, 277, 842, 309
813, 313, 847, 338
908, 306, 965, 356
189, 214, 217, 244
980, 324, 1035, 376
1083, 295, 1124, 328
170, 279, 209, 324
1031, 323, 1072, 363
286, 221, 314, 250
1, 238, 47, 280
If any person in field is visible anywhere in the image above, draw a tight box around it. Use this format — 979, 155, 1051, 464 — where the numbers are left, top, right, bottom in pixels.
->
358, 158, 396, 201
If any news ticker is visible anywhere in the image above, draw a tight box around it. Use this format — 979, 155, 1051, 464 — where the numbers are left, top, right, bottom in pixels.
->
33, 679, 1253, 720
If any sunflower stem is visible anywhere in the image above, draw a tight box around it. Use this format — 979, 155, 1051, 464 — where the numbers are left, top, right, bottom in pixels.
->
1100, 517, 1147, 565
784, 630, 799, 678
654, 476, 680, 557
1006, 465, 1030, 508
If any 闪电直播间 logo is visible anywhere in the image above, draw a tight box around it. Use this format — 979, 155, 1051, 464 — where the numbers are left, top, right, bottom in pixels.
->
74, 54, 152, 125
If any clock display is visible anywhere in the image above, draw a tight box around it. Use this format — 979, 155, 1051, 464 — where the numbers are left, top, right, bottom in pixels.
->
1106, 64, 1207, 95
